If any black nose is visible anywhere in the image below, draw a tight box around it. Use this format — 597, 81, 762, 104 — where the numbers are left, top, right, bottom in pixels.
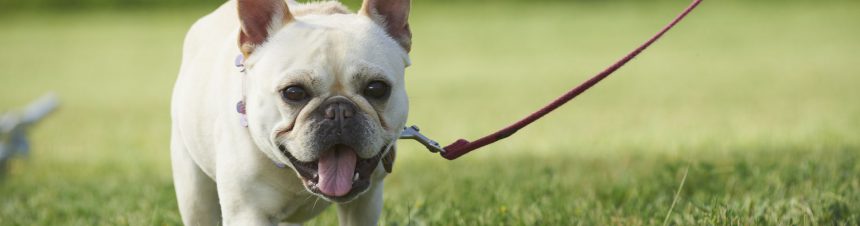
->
311, 97, 370, 149
322, 98, 356, 123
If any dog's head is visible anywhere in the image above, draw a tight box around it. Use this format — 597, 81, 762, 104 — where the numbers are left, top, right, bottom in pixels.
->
237, 0, 411, 202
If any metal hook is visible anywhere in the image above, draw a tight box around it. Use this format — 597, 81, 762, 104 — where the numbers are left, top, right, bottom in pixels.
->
399, 125, 445, 154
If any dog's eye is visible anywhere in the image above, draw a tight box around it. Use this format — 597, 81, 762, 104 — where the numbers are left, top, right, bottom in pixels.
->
363, 81, 390, 99
282, 86, 308, 101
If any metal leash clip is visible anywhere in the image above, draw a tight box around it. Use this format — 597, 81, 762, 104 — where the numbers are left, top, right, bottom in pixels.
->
399, 125, 445, 154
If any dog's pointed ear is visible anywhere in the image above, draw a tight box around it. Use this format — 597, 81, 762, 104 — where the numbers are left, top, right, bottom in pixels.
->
238, 0, 294, 57
360, 0, 412, 52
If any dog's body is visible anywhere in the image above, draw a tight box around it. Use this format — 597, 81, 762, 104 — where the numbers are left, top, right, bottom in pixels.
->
171, 0, 411, 225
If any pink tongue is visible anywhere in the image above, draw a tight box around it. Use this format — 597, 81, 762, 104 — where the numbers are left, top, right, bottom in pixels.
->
317, 146, 357, 197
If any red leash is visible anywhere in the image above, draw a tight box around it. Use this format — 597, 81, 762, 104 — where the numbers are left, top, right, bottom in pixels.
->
402, 0, 704, 160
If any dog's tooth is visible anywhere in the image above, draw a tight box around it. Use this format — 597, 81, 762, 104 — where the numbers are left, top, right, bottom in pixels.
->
353, 172, 359, 181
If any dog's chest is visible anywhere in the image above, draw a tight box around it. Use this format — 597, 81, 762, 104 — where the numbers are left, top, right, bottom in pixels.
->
273, 192, 332, 223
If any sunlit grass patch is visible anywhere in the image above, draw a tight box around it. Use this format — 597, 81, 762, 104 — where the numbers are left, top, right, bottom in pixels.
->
1, 0, 859, 225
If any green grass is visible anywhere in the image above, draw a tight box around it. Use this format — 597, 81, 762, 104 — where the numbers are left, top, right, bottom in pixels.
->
1, 1, 859, 225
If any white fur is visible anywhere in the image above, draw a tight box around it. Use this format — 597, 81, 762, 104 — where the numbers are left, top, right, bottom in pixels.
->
171, 1, 410, 225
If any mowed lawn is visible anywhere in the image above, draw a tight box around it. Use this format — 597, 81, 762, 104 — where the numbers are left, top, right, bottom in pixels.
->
1, 0, 859, 225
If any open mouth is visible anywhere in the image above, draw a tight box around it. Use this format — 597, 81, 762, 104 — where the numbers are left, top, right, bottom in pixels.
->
281, 144, 384, 202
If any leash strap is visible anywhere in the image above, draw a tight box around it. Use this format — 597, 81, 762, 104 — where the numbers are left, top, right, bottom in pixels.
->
401, 0, 704, 160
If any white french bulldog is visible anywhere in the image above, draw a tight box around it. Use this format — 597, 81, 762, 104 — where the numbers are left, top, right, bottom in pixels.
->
170, 0, 411, 225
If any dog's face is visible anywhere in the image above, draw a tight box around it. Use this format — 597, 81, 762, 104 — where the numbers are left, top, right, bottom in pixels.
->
238, 0, 411, 202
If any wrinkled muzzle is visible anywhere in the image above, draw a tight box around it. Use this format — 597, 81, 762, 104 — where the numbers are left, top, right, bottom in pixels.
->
280, 96, 386, 202
306, 97, 375, 153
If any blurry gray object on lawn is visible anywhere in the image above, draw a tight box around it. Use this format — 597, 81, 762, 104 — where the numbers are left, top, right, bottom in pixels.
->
0, 93, 59, 176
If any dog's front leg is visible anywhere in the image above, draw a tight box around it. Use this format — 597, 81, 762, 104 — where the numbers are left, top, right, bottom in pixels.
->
215, 179, 272, 226
220, 209, 271, 226
336, 172, 385, 226
214, 137, 282, 226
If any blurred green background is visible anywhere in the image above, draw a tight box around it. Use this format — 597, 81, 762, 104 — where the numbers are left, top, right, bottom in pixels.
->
1, 0, 858, 225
